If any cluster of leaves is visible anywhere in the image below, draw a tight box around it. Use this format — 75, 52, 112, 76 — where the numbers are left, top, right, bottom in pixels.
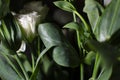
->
0, 0, 120, 80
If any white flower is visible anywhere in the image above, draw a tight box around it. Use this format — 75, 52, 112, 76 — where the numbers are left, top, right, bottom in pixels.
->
17, 11, 40, 42
14, 1, 49, 42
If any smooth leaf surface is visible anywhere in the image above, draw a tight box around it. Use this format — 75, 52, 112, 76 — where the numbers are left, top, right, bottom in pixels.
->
64, 22, 89, 42
94, 0, 120, 42
30, 47, 52, 80
83, 0, 104, 31
84, 51, 96, 65
0, 43, 16, 55
38, 23, 63, 48
53, 44, 80, 68
64, 22, 80, 31
97, 65, 112, 80
0, 54, 22, 80
86, 40, 119, 64
54, 1, 76, 12
38, 23, 80, 67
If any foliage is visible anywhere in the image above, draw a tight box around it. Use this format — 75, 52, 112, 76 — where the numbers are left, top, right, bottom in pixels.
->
0, 0, 120, 80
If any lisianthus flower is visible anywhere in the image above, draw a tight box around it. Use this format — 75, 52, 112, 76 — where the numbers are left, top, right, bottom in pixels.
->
17, 11, 40, 42
14, 1, 49, 42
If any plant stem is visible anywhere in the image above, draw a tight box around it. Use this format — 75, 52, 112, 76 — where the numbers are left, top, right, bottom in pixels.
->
30, 47, 51, 80
76, 31, 81, 49
31, 53, 35, 71
92, 53, 101, 79
80, 64, 84, 80
36, 47, 51, 67
37, 37, 40, 56
73, 12, 77, 22
74, 11, 89, 32
14, 55, 29, 80
74, 14, 84, 80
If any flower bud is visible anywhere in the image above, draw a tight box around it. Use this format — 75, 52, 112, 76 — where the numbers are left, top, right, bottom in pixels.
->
15, 1, 49, 43
17, 11, 40, 42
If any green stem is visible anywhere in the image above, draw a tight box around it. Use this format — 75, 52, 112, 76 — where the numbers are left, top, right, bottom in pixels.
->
74, 12, 84, 80
36, 48, 50, 67
14, 55, 29, 80
37, 37, 40, 56
92, 53, 101, 79
74, 11, 89, 32
76, 31, 81, 49
31, 53, 35, 71
73, 12, 77, 22
80, 64, 84, 80
30, 47, 51, 80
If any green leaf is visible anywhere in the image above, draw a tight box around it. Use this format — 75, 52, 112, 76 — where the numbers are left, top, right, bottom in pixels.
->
83, 0, 104, 31
63, 22, 80, 31
0, 54, 23, 80
53, 44, 80, 68
0, 45, 24, 79
0, 13, 22, 51
97, 65, 113, 80
0, 14, 22, 51
86, 40, 119, 64
63, 21, 90, 45
38, 23, 63, 48
84, 51, 96, 65
54, 1, 76, 12
94, 0, 120, 42
38, 23, 80, 67
0, 43, 16, 55
18, 53, 32, 72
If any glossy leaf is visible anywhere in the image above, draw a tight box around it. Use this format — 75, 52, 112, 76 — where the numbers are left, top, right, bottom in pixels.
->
54, 1, 76, 12
0, 54, 22, 80
64, 22, 80, 31
0, 44, 16, 56
94, 0, 120, 42
97, 65, 112, 80
84, 51, 96, 65
38, 23, 63, 48
86, 40, 119, 64
30, 47, 52, 80
64, 21, 89, 41
53, 44, 80, 68
83, 0, 104, 31
38, 23, 80, 67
